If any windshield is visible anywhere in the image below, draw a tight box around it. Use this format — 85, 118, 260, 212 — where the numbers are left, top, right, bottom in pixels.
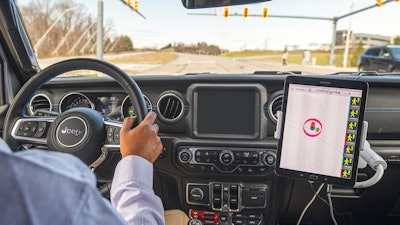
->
391, 47, 400, 60
16, 0, 400, 76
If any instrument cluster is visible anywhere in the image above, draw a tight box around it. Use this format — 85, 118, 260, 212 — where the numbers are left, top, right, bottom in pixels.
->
29, 92, 152, 121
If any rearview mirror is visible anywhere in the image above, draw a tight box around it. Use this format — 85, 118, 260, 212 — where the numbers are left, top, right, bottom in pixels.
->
181, 0, 271, 9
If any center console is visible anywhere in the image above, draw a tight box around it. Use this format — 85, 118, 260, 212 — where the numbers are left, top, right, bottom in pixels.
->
176, 145, 276, 225
184, 181, 269, 225
172, 84, 277, 224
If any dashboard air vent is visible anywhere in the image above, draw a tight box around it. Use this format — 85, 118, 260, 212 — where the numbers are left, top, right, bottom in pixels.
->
268, 94, 283, 123
157, 93, 184, 122
29, 94, 51, 115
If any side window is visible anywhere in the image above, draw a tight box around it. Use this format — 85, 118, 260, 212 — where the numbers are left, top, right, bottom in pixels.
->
380, 48, 391, 58
365, 47, 381, 56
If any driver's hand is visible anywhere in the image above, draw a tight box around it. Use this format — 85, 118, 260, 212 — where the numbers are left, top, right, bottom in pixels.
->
120, 112, 162, 163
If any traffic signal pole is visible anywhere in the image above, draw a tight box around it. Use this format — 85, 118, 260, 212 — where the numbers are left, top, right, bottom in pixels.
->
96, 0, 146, 60
97, 0, 104, 60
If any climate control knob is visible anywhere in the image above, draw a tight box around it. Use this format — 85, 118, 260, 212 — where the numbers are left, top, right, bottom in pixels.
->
178, 149, 193, 164
263, 151, 276, 166
219, 150, 235, 165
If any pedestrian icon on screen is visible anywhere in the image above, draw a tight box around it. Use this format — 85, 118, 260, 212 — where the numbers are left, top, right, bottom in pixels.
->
347, 134, 355, 142
350, 109, 359, 118
351, 97, 361, 106
348, 122, 357, 130
345, 146, 354, 154
343, 157, 353, 166
342, 170, 351, 178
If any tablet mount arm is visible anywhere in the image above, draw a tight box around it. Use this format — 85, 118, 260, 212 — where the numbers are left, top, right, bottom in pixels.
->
274, 111, 387, 189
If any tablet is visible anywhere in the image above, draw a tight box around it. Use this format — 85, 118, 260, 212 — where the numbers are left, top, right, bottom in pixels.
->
276, 76, 368, 187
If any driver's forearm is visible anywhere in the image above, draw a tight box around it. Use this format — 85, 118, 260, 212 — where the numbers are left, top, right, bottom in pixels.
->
110, 155, 165, 225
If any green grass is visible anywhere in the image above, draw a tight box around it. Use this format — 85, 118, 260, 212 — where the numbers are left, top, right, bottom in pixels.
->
225, 50, 352, 67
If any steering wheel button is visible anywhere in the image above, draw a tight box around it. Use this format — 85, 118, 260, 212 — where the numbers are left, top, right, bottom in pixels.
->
107, 127, 114, 136
107, 136, 114, 144
113, 128, 120, 144
106, 127, 115, 143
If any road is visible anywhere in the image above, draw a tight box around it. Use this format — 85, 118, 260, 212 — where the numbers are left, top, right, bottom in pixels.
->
38, 52, 357, 76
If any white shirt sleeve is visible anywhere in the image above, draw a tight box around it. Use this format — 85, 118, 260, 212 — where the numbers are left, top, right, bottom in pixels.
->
110, 155, 165, 225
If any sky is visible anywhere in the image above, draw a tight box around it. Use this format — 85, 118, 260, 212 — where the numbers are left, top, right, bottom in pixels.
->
20, 0, 400, 51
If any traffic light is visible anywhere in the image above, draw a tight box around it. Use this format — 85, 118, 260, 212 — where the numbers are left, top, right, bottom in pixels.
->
395, 0, 399, 2
376, 0, 383, 7
126, 0, 131, 5
243, 7, 249, 18
223, 7, 229, 18
134, 0, 138, 11
262, 7, 268, 18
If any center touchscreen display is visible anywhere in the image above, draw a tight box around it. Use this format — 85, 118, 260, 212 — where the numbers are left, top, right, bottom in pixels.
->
196, 89, 256, 136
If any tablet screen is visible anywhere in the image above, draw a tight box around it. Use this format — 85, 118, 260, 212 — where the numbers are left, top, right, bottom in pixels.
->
276, 76, 368, 187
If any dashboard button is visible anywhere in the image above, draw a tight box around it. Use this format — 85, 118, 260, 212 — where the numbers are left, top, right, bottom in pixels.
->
219, 150, 234, 165
190, 187, 204, 201
248, 219, 261, 225
248, 214, 261, 219
232, 219, 245, 225
233, 213, 246, 219
220, 215, 228, 222
178, 149, 193, 163
263, 152, 276, 166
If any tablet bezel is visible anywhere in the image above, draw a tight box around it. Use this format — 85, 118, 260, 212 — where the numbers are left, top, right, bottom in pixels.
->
275, 76, 368, 187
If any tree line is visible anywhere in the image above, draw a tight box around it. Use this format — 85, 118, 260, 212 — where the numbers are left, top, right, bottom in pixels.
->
19, 0, 133, 58
169, 42, 226, 55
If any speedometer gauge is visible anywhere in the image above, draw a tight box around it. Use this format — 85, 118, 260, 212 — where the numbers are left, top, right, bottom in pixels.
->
59, 92, 94, 113
121, 95, 152, 118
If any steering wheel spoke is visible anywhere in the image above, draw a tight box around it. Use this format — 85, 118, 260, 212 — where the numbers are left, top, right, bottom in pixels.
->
11, 117, 55, 145
103, 120, 123, 150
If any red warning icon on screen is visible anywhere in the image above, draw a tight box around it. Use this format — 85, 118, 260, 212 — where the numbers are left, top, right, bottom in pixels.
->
303, 118, 322, 137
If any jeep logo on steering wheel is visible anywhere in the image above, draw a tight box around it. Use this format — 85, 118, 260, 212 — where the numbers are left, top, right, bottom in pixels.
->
56, 116, 88, 148
61, 126, 82, 137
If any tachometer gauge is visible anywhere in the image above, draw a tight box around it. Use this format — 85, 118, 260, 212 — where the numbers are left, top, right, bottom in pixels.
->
59, 92, 94, 113
121, 95, 152, 118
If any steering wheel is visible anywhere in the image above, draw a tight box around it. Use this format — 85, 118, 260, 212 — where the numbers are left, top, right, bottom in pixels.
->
3, 58, 147, 167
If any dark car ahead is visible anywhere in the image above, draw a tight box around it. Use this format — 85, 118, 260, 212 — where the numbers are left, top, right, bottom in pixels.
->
358, 45, 400, 73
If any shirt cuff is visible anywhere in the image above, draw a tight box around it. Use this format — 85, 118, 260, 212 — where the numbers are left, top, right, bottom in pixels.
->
112, 155, 154, 189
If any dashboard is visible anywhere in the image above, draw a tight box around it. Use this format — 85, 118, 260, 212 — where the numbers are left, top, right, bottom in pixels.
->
26, 74, 400, 225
